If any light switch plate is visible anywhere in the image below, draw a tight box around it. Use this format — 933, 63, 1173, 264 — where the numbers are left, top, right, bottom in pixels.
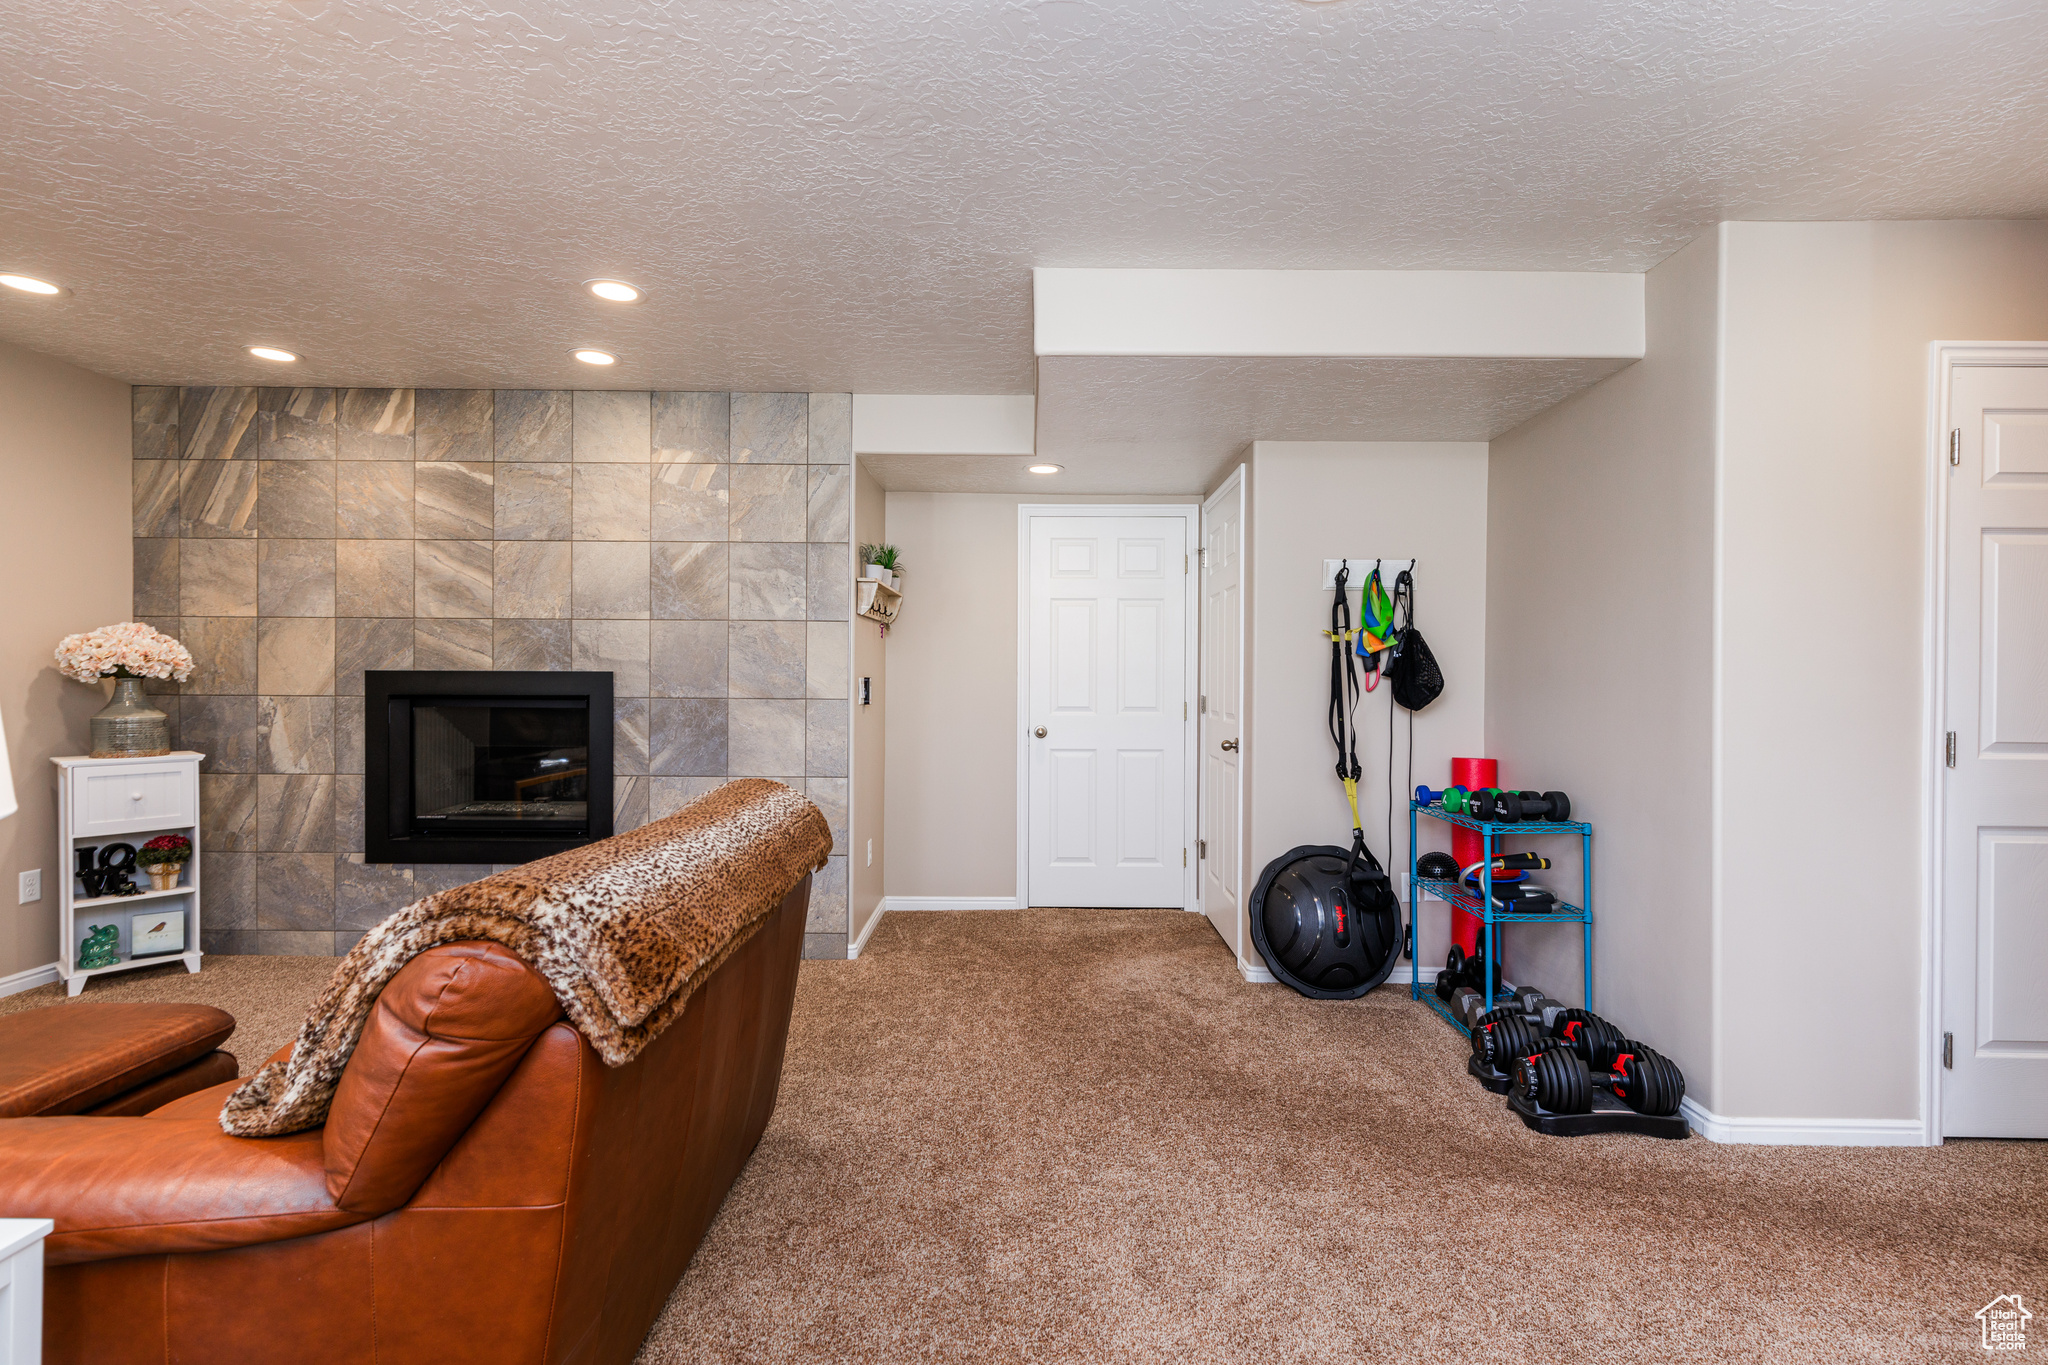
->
18, 869, 42, 904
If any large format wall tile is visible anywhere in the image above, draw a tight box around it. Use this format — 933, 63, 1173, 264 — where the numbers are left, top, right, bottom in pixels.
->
417, 389, 493, 462
259, 462, 338, 539
142, 387, 853, 960
257, 540, 336, 618
573, 465, 650, 539
135, 538, 179, 616
651, 620, 728, 697
335, 540, 413, 617
180, 617, 257, 694
653, 463, 727, 541
728, 698, 804, 777
415, 540, 493, 617
731, 393, 805, 463
336, 617, 412, 693
258, 617, 335, 695
258, 695, 334, 774
495, 391, 572, 462
571, 541, 650, 618
415, 618, 492, 671
573, 390, 651, 463
259, 389, 336, 461
728, 543, 805, 620
337, 388, 414, 461
495, 464, 571, 540
336, 462, 414, 539
133, 459, 181, 538
653, 542, 728, 620
729, 464, 806, 541
133, 386, 179, 460
181, 387, 259, 460
494, 618, 572, 671
180, 461, 258, 538
573, 619, 649, 696
653, 391, 728, 463
727, 621, 802, 699
494, 541, 571, 618
415, 462, 493, 538
258, 774, 335, 852
181, 541, 258, 616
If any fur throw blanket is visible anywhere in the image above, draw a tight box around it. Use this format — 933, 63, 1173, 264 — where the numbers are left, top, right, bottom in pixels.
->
220, 779, 830, 1137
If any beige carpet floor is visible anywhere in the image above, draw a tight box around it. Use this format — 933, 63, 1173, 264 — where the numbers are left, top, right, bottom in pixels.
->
9, 911, 2043, 1362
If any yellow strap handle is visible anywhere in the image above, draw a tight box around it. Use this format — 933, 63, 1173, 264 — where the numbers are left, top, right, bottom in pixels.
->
1342, 775, 1363, 831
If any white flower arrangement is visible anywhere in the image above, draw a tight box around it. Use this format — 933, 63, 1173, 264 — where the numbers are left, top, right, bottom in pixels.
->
55, 622, 196, 685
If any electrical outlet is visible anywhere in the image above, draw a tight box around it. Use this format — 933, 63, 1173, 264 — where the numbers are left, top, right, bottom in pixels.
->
865, 839, 873, 867
18, 869, 42, 904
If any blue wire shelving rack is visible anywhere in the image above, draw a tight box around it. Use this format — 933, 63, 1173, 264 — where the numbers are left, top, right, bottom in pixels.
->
1408, 803, 1593, 1035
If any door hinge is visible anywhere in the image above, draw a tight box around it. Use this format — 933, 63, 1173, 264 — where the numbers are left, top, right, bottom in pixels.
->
1183, 701, 1187, 720
1199, 694, 1207, 714
1949, 428, 1961, 467
1184, 553, 1189, 574
1198, 839, 1207, 859
1943, 1031, 1954, 1069
1182, 848, 1188, 867
1946, 731, 1957, 768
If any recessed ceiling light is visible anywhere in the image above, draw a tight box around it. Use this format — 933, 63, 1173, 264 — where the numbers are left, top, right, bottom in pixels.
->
573, 349, 617, 366
584, 279, 643, 303
247, 346, 299, 363
0, 273, 64, 296
1028, 464, 1062, 474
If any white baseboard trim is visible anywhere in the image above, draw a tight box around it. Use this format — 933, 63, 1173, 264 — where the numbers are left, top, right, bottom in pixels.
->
847, 905, 885, 959
1238, 960, 1276, 984
0, 962, 60, 999
880, 896, 1024, 912
1680, 1096, 1927, 1147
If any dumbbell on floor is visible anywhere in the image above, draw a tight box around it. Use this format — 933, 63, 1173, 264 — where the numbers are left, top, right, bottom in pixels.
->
1510, 1042, 1686, 1117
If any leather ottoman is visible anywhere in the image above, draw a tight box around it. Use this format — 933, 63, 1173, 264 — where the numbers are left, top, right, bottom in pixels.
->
0, 1003, 238, 1118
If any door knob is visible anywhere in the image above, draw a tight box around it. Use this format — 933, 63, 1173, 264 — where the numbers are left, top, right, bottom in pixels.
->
1219, 739, 1238, 752
1034, 727, 1047, 738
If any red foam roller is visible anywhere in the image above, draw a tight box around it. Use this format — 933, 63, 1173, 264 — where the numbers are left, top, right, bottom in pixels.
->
1447, 757, 1498, 955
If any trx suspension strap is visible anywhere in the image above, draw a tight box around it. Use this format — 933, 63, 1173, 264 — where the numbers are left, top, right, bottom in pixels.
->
1325, 564, 1364, 833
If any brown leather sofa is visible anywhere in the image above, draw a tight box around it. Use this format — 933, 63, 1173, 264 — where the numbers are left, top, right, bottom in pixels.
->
0, 1002, 238, 1118
0, 877, 808, 1365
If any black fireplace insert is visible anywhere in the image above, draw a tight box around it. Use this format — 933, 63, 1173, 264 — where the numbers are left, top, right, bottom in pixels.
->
365, 671, 614, 864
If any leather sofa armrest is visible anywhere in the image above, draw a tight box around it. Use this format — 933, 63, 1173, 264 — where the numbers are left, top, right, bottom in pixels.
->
0, 1114, 370, 1265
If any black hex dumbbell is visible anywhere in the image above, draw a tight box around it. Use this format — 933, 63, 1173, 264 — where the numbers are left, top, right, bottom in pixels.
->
1500, 790, 1571, 823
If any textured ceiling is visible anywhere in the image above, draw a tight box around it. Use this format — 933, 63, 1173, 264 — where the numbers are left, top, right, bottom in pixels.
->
1, 1, 2044, 390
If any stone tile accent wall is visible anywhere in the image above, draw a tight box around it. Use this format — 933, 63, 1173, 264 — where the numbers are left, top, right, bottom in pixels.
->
132, 386, 854, 959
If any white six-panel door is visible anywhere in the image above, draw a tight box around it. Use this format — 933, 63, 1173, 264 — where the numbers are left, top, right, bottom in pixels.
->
1941, 361, 2048, 1139
1026, 514, 1190, 907
1200, 473, 1245, 959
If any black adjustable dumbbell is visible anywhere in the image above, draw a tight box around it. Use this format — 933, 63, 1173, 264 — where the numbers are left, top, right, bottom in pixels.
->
1510, 1040, 1686, 1117
1551, 1008, 1628, 1070
1469, 1012, 1557, 1074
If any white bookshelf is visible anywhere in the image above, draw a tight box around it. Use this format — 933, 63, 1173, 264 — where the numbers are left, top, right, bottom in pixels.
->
52, 752, 204, 997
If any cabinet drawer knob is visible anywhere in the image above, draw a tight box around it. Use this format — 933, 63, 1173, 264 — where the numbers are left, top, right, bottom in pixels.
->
130, 792, 144, 801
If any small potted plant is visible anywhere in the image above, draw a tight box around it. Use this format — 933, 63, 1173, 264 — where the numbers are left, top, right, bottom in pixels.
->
136, 834, 192, 891
860, 544, 903, 589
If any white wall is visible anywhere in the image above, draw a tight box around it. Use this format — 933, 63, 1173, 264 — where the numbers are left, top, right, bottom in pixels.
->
1484, 235, 1720, 1096
881, 491, 1195, 903
850, 461, 887, 944
1715, 220, 2048, 1121
1241, 442, 1489, 979
0, 343, 130, 984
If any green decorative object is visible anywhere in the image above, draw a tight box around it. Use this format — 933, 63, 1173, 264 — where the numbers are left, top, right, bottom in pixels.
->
78, 924, 121, 970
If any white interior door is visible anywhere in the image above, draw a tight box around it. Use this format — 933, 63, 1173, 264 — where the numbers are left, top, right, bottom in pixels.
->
1942, 361, 2048, 1139
1200, 473, 1245, 958
1027, 514, 1189, 908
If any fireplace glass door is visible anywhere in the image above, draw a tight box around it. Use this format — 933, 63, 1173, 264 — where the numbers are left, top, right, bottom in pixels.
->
408, 700, 591, 837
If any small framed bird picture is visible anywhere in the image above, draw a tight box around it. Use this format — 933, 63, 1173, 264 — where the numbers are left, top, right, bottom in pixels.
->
130, 908, 186, 957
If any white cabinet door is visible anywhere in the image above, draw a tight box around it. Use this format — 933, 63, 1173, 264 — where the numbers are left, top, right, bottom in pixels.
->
1200, 472, 1246, 960
1027, 516, 1189, 908
1942, 363, 2048, 1138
